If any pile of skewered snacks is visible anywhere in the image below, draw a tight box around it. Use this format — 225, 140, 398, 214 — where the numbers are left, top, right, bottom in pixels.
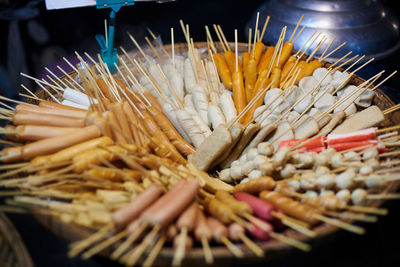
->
0, 13, 400, 266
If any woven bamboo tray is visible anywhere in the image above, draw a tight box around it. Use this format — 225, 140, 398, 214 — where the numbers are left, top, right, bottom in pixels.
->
0, 212, 34, 267
30, 42, 400, 266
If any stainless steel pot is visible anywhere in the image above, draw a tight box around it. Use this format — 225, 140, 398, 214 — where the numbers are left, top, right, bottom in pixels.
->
248, 0, 400, 62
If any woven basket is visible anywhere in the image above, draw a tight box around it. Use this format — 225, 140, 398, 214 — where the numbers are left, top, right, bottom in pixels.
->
30, 42, 400, 266
0, 212, 34, 267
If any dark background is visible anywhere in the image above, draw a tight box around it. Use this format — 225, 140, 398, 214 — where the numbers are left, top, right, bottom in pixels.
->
1, 0, 400, 266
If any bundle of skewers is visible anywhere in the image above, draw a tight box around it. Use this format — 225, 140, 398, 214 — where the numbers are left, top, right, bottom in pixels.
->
0, 12, 400, 266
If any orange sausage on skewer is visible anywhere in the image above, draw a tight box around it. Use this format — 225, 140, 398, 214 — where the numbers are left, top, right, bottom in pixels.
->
244, 57, 258, 103
276, 41, 294, 68
13, 112, 85, 128
257, 46, 274, 73
225, 50, 242, 74
39, 100, 86, 111
253, 41, 265, 66
232, 71, 247, 116
214, 53, 232, 90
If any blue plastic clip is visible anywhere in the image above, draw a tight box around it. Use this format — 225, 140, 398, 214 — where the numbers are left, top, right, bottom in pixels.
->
95, 0, 135, 73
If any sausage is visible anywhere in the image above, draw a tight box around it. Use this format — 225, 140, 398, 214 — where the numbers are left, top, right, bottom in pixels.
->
194, 209, 212, 242
105, 110, 128, 144
122, 101, 147, 147
215, 190, 252, 215
277, 41, 294, 68
204, 196, 234, 224
214, 53, 232, 90
188, 125, 233, 171
22, 125, 101, 161
253, 42, 265, 66
110, 102, 134, 144
16, 104, 87, 119
206, 216, 229, 243
32, 136, 114, 164
143, 91, 162, 112
0, 146, 23, 163
244, 57, 258, 103
229, 222, 244, 242
148, 105, 195, 156
248, 218, 274, 241
259, 190, 319, 225
234, 192, 276, 221
176, 202, 198, 231
242, 78, 271, 124
112, 184, 164, 230
14, 125, 81, 141
232, 71, 247, 115
225, 51, 242, 74
96, 78, 116, 101
232, 177, 276, 194
257, 46, 274, 73
166, 224, 178, 241
72, 145, 126, 173
270, 67, 281, 88
295, 60, 322, 85
92, 116, 113, 139
141, 109, 186, 164
39, 100, 86, 111
280, 55, 296, 84
140, 179, 200, 226
13, 112, 85, 128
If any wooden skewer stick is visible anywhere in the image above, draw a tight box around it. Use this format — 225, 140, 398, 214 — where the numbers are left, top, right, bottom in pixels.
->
123, 225, 161, 266
377, 125, 400, 133
319, 37, 336, 60
238, 233, 264, 257
259, 15, 271, 41
292, 25, 305, 44
221, 236, 244, 258
0, 95, 35, 107
81, 230, 128, 260
313, 213, 365, 234
323, 211, 378, 223
110, 222, 149, 260
20, 84, 42, 102
383, 103, 400, 115
44, 76, 63, 97
288, 14, 304, 42
145, 36, 163, 63
252, 12, 260, 46
68, 224, 113, 258
142, 235, 166, 267
45, 67, 69, 89
270, 232, 311, 251
172, 227, 187, 267
247, 28, 252, 54
218, 25, 231, 52
211, 24, 226, 53
306, 35, 327, 63
147, 27, 171, 59
367, 193, 400, 200
319, 41, 347, 62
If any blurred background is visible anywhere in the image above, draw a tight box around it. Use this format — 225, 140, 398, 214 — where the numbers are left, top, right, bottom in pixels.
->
1, 0, 400, 266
